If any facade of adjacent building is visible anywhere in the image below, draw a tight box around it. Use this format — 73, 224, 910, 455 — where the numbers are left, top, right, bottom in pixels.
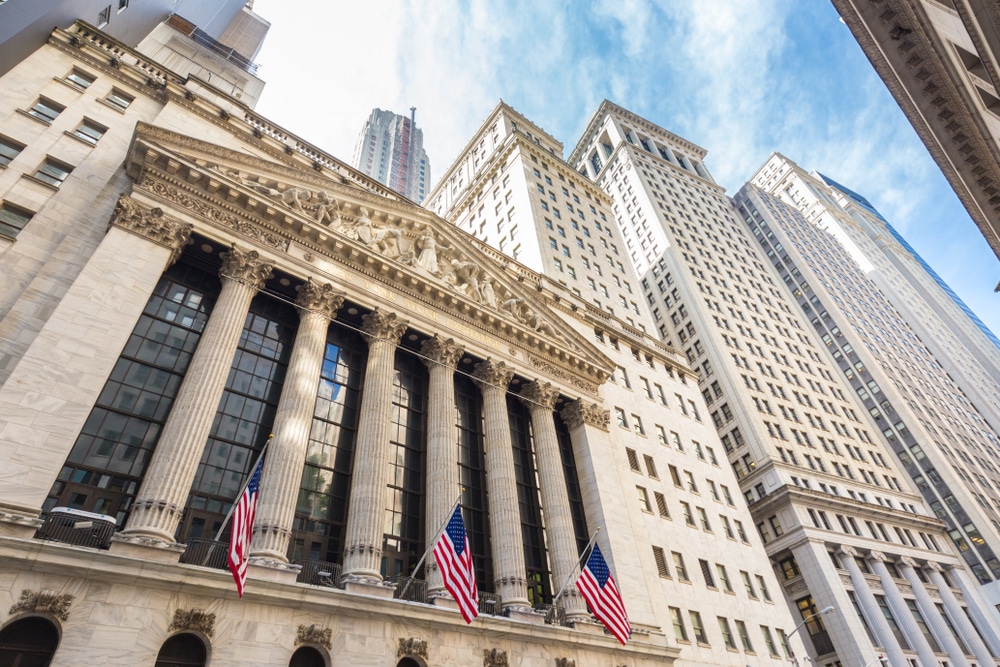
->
830, 0, 1000, 266
569, 100, 1000, 667
352, 108, 431, 203
743, 152, 1000, 602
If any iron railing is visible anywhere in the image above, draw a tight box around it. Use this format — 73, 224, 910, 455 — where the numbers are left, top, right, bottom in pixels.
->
478, 591, 503, 616
535, 603, 570, 626
35, 508, 116, 549
390, 576, 428, 604
179, 538, 229, 570
294, 560, 344, 589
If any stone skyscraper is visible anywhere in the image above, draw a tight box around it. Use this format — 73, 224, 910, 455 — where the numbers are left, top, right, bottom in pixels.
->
352, 107, 431, 203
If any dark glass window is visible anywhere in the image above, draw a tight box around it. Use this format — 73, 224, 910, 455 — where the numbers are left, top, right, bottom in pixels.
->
290, 322, 365, 564
455, 374, 492, 592
47, 262, 218, 525
555, 412, 589, 553
180, 294, 296, 541
381, 351, 426, 579
154, 633, 206, 667
0, 616, 60, 666
508, 396, 551, 606
797, 596, 835, 655
289, 647, 325, 667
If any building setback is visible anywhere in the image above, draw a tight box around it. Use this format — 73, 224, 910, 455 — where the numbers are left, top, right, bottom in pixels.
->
352, 107, 431, 203
742, 152, 1000, 606
569, 100, 1000, 667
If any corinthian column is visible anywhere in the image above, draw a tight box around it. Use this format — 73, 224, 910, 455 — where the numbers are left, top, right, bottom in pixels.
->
120, 244, 273, 543
473, 359, 529, 611
837, 546, 907, 667
926, 563, 997, 667
419, 335, 464, 599
341, 309, 408, 583
250, 279, 344, 563
897, 557, 970, 667
868, 551, 938, 667
520, 382, 587, 621
945, 563, 1000, 657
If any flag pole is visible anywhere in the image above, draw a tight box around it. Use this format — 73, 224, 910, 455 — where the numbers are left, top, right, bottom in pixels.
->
552, 526, 602, 606
213, 435, 272, 542
398, 491, 464, 600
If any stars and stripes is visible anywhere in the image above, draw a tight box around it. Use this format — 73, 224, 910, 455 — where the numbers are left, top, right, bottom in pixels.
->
433, 506, 479, 623
228, 453, 264, 598
576, 543, 631, 645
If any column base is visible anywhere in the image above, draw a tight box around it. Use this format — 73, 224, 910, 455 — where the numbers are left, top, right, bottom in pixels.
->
506, 607, 547, 625
247, 558, 302, 584
343, 575, 396, 598
0, 509, 43, 538
571, 618, 609, 636
431, 595, 458, 610
109, 534, 185, 563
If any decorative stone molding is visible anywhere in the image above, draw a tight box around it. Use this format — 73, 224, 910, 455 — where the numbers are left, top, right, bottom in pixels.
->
785, 579, 808, 596
220, 244, 274, 289
925, 561, 943, 573
360, 309, 408, 345
295, 278, 344, 318
527, 354, 601, 395
168, 609, 215, 637
560, 400, 610, 431
839, 573, 853, 586
140, 179, 289, 251
836, 545, 858, 558
295, 624, 332, 650
9, 590, 74, 621
519, 381, 560, 410
483, 648, 509, 667
397, 637, 428, 660
109, 194, 192, 265
868, 550, 888, 563
419, 335, 464, 370
555, 659, 576, 667
473, 359, 514, 391
899, 556, 918, 569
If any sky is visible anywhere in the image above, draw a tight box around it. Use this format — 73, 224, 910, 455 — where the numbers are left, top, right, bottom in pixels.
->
248, 0, 999, 339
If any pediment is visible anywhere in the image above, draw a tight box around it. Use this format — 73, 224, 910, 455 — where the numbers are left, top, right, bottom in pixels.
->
124, 123, 613, 394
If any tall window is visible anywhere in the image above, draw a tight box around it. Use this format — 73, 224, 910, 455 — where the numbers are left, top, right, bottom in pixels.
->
47, 262, 219, 525
798, 595, 836, 654
508, 396, 550, 605
381, 351, 427, 579
455, 374, 492, 591
180, 295, 296, 541
555, 413, 590, 553
290, 323, 366, 564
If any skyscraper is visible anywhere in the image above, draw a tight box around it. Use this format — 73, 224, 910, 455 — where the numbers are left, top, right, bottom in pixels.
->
742, 152, 1000, 604
570, 100, 1000, 667
352, 107, 431, 202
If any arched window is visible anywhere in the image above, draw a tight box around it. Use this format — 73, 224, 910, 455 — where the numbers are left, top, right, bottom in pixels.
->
154, 633, 206, 667
396, 659, 422, 667
0, 617, 60, 666
289, 646, 326, 667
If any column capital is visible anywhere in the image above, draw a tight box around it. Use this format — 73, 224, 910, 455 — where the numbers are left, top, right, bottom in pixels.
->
220, 243, 273, 289
361, 308, 408, 345
925, 561, 943, 573
295, 278, 344, 319
419, 335, 464, 370
519, 381, 559, 411
868, 550, 888, 564
560, 399, 610, 432
898, 556, 918, 570
473, 359, 513, 391
837, 545, 858, 559
109, 194, 192, 265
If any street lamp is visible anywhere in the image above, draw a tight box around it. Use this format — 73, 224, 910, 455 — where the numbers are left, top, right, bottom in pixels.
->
788, 605, 835, 666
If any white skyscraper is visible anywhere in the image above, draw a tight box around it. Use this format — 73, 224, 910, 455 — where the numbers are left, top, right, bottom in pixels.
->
351, 107, 431, 202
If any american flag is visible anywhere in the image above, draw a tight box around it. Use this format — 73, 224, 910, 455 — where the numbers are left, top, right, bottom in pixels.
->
433, 506, 479, 623
576, 544, 631, 645
228, 453, 264, 598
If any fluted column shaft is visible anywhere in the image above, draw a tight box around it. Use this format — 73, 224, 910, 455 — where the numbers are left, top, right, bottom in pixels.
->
927, 565, 997, 667
520, 382, 587, 620
122, 245, 273, 542
947, 565, 1000, 658
250, 280, 343, 562
474, 360, 529, 610
838, 548, 908, 667
420, 336, 464, 597
869, 552, 938, 667
341, 310, 408, 581
898, 559, 970, 667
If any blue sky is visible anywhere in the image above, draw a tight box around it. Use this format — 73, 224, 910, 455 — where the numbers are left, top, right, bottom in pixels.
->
250, 0, 999, 339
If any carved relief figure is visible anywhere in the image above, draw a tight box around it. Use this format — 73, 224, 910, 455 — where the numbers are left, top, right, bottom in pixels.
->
312, 191, 341, 227
279, 186, 310, 212
479, 275, 497, 307
415, 228, 448, 275
450, 259, 482, 302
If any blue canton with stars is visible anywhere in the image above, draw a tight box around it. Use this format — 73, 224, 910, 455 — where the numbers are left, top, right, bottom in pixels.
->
445, 508, 467, 555
586, 544, 611, 587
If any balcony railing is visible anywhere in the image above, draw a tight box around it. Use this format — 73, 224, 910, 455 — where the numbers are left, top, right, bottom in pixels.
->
478, 591, 503, 616
179, 538, 229, 570
390, 576, 428, 604
534, 603, 570, 626
35, 508, 116, 549
294, 560, 344, 589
